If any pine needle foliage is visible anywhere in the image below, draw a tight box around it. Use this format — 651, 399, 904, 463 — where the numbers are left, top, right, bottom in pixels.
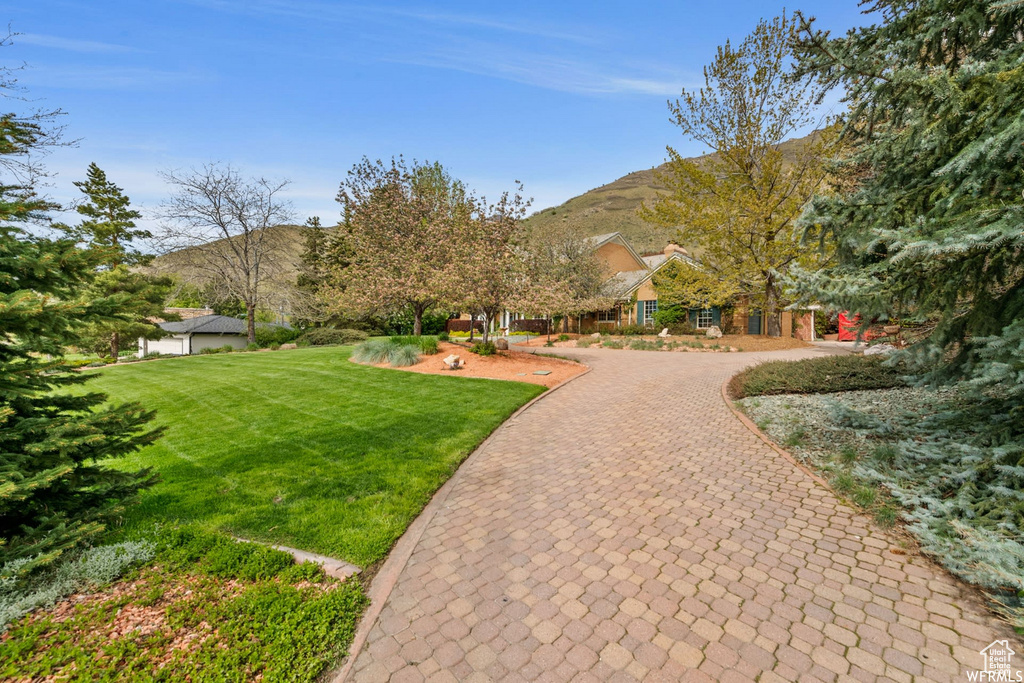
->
0, 73, 162, 577
792, 1, 1024, 601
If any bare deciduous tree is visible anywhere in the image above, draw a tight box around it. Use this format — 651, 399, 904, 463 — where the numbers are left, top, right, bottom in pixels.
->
157, 164, 293, 343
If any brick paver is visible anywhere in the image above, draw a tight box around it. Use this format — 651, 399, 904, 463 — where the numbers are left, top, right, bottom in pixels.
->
345, 347, 1015, 681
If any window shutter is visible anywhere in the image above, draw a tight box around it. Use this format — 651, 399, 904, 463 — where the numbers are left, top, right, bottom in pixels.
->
688, 309, 697, 327
712, 307, 721, 327
637, 301, 645, 324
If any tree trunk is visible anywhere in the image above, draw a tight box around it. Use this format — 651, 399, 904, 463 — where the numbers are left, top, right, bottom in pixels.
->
765, 277, 782, 337
110, 330, 120, 360
481, 312, 490, 344
562, 316, 569, 334
413, 305, 424, 336
246, 303, 257, 344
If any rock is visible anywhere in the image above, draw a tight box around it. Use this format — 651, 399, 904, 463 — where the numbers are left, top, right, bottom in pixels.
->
591, 332, 601, 338
495, 338, 509, 350
658, 328, 671, 338
864, 343, 897, 356
280, 343, 297, 350
441, 354, 466, 369
705, 326, 723, 339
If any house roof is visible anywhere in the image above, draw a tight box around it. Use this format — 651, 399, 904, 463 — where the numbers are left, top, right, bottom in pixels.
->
605, 251, 700, 300
158, 314, 291, 335
586, 231, 648, 272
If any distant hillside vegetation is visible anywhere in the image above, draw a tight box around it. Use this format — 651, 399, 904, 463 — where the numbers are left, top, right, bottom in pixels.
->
523, 133, 818, 254
147, 224, 313, 302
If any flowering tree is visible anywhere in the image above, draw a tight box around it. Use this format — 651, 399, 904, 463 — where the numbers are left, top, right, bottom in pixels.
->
514, 227, 613, 332
458, 185, 530, 343
331, 158, 473, 335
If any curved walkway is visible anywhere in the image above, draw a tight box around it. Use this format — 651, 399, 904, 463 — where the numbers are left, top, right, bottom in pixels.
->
345, 347, 1015, 682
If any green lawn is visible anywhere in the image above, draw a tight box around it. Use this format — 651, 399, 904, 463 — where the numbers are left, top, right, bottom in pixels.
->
90, 346, 543, 567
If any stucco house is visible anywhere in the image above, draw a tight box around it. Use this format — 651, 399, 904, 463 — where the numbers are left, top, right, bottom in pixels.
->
137, 314, 291, 356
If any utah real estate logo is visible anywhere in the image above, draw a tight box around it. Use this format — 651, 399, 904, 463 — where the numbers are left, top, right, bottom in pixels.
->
969, 640, 1022, 682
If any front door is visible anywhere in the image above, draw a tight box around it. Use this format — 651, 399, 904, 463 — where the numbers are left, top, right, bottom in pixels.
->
747, 310, 762, 335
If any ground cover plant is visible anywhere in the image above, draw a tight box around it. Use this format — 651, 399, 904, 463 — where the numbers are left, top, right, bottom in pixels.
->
79, 346, 542, 566
740, 385, 1024, 625
0, 526, 367, 682
728, 353, 906, 399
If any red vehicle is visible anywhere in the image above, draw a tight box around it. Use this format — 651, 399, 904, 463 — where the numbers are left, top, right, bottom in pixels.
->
837, 312, 884, 342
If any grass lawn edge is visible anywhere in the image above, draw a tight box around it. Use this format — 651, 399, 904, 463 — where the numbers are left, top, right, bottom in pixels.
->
329, 362, 592, 682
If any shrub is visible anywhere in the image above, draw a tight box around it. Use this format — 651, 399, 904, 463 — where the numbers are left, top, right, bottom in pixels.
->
200, 347, 220, 355
437, 332, 449, 342
254, 324, 299, 348
269, 343, 281, 351
653, 305, 688, 327
617, 324, 649, 336
470, 341, 497, 356
221, 344, 235, 353
295, 328, 369, 347
576, 338, 594, 348
558, 334, 570, 342
246, 342, 260, 351
603, 340, 623, 349
727, 354, 907, 399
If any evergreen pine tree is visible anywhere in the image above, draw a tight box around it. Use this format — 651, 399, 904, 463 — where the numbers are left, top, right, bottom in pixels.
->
65, 163, 173, 358
0, 99, 162, 578
791, 2, 1024, 595
792, 1, 1024, 421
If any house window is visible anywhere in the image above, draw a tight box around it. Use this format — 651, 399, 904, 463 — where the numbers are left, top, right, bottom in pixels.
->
643, 300, 658, 325
696, 308, 714, 329
597, 309, 617, 323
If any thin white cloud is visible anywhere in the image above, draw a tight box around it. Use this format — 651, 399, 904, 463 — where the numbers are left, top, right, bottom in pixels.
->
17, 33, 138, 54
391, 48, 691, 97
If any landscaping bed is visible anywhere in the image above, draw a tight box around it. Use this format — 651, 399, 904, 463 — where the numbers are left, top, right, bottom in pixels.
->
728, 353, 906, 398
517, 333, 809, 353
0, 527, 367, 682
737, 381, 1024, 625
365, 341, 586, 388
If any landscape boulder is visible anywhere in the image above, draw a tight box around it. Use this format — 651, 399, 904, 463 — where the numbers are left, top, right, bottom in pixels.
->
442, 354, 465, 370
280, 343, 298, 350
658, 328, 671, 338
864, 343, 897, 356
705, 326, 723, 339
495, 338, 509, 351
591, 332, 601, 338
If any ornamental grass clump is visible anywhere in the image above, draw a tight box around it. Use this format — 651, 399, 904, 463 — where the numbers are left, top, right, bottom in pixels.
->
388, 344, 421, 367
351, 339, 423, 367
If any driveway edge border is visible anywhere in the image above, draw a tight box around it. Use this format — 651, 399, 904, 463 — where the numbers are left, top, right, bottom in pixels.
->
720, 378, 833, 491
330, 364, 593, 682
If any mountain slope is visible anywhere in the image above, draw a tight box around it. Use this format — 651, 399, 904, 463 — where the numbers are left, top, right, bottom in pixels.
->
523, 134, 817, 253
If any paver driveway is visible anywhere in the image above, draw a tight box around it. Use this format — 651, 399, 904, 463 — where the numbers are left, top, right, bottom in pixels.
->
344, 347, 1016, 682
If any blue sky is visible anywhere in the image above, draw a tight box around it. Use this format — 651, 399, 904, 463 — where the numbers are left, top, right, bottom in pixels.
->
5, 1, 868, 232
